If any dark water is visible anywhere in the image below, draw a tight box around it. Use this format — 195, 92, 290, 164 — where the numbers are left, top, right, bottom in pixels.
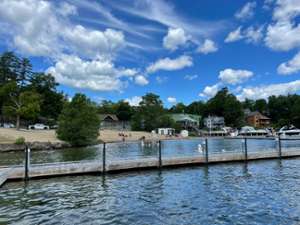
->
1, 138, 300, 166
1, 159, 300, 225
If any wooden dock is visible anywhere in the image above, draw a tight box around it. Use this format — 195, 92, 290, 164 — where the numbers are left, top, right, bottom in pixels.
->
1, 149, 300, 187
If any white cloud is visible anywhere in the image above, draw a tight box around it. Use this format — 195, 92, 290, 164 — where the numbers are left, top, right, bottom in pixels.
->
237, 80, 300, 100
244, 26, 264, 43
110, 0, 227, 39
167, 97, 177, 104
265, 0, 300, 51
146, 55, 193, 74
235, 2, 257, 20
163, 27, 189, 51
225, 27, 243, 43
277, 52, 300, 75
265, 21, 300, 51
0, 0, 126, 59
64, 25, 125, 58
125, 96, 142, 106
219, 68, 254, 85
199, 83, 220, 98
225, 26, 264, 44
197, 39, 218, 54
46, 55, 141, 91
135, 75, 149, 86
184, 74, 198, 80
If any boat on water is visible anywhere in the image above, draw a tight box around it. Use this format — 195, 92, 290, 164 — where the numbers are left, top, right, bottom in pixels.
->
277, 125, 300, 137
238, 126, 271, 137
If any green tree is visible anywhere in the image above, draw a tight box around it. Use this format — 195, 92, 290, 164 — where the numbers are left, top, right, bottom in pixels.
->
169, 103, 186, 113
115, 101, 133, 121
254, 99, 268, 114
28, 73, 65, 120
186, 101, 206, 115
206, 88, 244, 127
131, 93, 164, 131
57, 94, 100, 146
2, 82, 41, 129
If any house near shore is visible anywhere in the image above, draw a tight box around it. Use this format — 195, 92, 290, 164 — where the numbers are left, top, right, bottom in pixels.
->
203, 116, 225, 129
99, 114, 131, 130
171, 113, 201, 130
246, 111, 271, 128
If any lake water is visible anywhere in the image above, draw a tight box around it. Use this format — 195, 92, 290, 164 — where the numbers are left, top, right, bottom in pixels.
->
1, 138, 300, 166
1, 159, 300, 224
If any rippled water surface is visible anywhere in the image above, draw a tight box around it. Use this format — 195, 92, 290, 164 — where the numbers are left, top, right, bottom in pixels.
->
1, 159, 300, 225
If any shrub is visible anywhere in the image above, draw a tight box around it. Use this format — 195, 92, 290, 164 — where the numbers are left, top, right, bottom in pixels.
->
56, 94, 100, 146
15, 137, 25, 145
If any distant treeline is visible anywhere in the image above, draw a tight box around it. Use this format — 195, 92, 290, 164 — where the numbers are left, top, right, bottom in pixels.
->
1, 51, 300, 131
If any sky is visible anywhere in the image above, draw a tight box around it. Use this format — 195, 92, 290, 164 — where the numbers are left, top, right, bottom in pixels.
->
1, 0, 300, 107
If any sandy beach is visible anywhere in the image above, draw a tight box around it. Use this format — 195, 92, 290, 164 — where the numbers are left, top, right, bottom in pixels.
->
0, 128, 180, 144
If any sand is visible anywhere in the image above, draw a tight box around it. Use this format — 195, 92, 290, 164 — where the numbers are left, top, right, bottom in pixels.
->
0, 128, 178, 144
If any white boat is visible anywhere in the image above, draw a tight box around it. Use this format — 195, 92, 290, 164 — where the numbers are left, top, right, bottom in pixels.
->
238, 126, 270, 136
278, 125, 300, 137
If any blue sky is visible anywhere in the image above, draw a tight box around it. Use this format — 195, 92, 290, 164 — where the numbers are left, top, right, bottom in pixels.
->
1, 0, 300, 107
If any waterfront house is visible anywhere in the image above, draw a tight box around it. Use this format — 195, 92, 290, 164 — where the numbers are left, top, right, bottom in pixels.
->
246, 111, 271, 128
99, 114, 131, 130
203, 116, 225, 129
171, 113, 201, 130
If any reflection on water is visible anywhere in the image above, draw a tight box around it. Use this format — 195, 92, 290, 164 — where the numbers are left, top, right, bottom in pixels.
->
0, 138, 300, 166
0, 159, 300, 224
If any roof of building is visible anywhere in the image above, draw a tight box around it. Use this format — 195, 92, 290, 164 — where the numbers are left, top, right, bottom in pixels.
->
247, 111, 270, 120
99, 114, 119, 121
170, 113, 200, 123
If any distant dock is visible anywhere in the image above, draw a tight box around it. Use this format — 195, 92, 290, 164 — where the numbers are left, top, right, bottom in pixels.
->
1, 149, 300, 187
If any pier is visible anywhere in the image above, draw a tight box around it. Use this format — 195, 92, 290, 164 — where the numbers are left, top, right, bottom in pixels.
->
1, 147, 300, 187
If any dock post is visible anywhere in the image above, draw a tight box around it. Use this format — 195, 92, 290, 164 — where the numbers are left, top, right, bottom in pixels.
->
102, 142, 106, 174
205, 138, 209, 164
24, 145, 30, 181
278, 136, 282, 159
244, 138, 248, 161
158, 140, 162, 168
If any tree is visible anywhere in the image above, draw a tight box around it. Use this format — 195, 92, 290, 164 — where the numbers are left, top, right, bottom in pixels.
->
206, 88, 244, 127
28, 73, 65, 120
169, 103, 186, 113
115, 101, 133, 121
186, 101, 206, 115
2, 82, 41, 129
254, 99, 268, 114
57, 94, 100, 146
131, 93, 165, 131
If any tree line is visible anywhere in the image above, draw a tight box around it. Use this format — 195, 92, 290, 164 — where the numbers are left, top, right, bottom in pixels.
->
1, 51, 300, 145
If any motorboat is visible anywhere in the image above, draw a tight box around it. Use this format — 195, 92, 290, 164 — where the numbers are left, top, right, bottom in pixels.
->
277, 125, 300, 137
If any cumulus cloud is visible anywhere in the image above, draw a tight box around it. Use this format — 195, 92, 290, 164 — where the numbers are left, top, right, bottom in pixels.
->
225, 26, 264, 44
125, 96, 142, 106
199, 83, 220, 98
277, 52, 300, 75
167, 97, 177, 104
146, 55, 193, 74
235, 2, 257, 20
265, 0, 300, 51
237, 80, 300, 100
135, 75, 149, 86
163, 27, 189, 51
197, 39, 218, 54
46, 55, 142, 91
219, 68, 254, 85
0, 0, 152, 92
225, 27, 243, 43
184, 74, 198, 80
